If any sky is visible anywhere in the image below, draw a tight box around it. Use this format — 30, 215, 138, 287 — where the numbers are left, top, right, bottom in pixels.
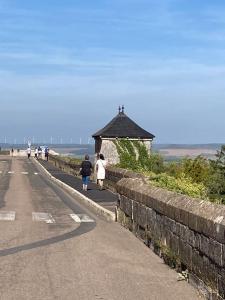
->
0, 0, 225, 144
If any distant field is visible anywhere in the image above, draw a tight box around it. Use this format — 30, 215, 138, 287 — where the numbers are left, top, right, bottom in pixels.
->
152, 143, 222, 160
158, 148, 217, 158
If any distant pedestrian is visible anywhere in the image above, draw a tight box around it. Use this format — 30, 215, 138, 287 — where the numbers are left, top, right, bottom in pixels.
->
35, 147, 38, 159
11, 148, 14, 157
80, 155, 92, 191
45, 147, 49, 161
27, 147, 31, 159
38, 146, 42, 159
96, 154, 107, 190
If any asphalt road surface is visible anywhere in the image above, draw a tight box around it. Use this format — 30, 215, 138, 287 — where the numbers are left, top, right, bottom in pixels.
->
0, 156, 199, 300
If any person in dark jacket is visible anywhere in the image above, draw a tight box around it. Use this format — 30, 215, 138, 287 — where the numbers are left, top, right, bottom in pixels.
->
80, 154, 92, 191
45, 147, 49, 161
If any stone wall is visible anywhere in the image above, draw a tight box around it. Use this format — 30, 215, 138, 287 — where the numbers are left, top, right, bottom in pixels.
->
116, 177, 225, 300
48, 155, 81, 177
104, 166, 146, 193
100, 140, 119, 165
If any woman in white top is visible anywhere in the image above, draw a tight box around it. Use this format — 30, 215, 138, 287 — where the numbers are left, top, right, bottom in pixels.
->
96, 154, 107, 190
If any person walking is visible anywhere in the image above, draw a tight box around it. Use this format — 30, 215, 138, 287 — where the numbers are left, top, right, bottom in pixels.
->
27, 147, 31, 159
45, 147, 49, 161
34, 147, 38, 159
11, 148, 14, 157
38, 146, 42, 159
96, 154, 107, 190
80, 155, 92, 191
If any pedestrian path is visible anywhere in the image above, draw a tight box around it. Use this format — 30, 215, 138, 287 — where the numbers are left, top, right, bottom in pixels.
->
0, 211, 95, 223
39, 160, 117, 213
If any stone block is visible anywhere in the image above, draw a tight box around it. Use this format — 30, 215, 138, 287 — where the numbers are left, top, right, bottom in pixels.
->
200, 235, 210, 257
135, 224, 146, 241
179, 224, 188, 242
146, 207, 156, 231
194, 233, 201, 250
165, 196, 183, 224
218, 270, 225, 299
175, 222, 181, 237
222, 245, 225, 268
161, 229, 170, 248
186, 229, 194, 247
120, 196, 133, 218
188, 209, 199, 233
214, 221, 225, 244
144, 193, 155, 210
201, 255, 218, 290
133, 188, 143, 204
179, 239, 192, 269
164, 216, 176, 234
208, 239, 223, 267
192, 249, 204, 278
132, 201, 138, 223
133, 202, 147, 229
169, 233, 179, 256
152, 215, 163, 241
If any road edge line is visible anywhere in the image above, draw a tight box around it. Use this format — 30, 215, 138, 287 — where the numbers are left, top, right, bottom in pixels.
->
33, 159, 116, 222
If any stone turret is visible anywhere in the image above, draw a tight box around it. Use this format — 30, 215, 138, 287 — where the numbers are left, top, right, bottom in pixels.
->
92, 106, 155, 164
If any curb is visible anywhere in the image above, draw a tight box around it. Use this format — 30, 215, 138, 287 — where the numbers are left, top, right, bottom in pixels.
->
33, 159, 116, 222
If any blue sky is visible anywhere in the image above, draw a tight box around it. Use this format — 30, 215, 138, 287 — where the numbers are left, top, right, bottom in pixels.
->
0, 0, 225, 144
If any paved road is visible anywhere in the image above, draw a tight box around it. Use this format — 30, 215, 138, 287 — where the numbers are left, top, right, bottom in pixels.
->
0, 156, 199, 300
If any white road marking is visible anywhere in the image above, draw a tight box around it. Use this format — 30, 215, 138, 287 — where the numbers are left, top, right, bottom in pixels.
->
21, 172, 29, 175
8, 171, 14, 174
32, 212, 55, 224
0, 211, 16, 221
34, 172, 39, 175
0, 161, 7, 163
70, 214, 94, 223
70, 214, 81, 223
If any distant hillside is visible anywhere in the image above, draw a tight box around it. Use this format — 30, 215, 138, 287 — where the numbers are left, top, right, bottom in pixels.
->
153, 143, 223, 161
153, 144, 223, 151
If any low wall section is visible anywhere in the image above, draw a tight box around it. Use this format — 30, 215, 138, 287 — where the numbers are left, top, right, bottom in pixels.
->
48, 154, 80, 177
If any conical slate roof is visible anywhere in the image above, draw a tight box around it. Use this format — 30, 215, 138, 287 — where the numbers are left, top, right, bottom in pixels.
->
92, 108, 155, 139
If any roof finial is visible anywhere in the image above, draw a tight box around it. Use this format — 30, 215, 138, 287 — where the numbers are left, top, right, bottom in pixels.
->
122, 105, 124, 114
118, 106, 121, 114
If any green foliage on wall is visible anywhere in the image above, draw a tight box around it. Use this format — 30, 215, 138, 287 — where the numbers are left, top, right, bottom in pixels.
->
113, 139, 164, 173
149, 172, 208, 199
114, 141, 225, 203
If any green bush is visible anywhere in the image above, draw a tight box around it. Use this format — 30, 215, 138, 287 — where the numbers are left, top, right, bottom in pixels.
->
166, 156, 211, 184
115, 141, 225, 203
114, 139, 164, 173
207, 146, 225, 196
181, 156, 211, 184
149, 173, 208, 199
